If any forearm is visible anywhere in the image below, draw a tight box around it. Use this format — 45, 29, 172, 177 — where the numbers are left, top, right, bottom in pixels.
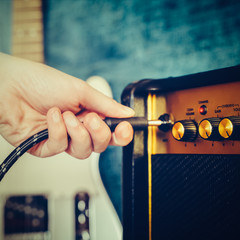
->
0, 53, 36, 143
0, 53, 7, 131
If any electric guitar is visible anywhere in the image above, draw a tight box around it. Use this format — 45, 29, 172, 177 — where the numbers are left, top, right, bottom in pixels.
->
0, 1, 122, 239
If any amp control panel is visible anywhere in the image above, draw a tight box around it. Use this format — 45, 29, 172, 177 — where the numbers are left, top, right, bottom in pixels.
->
149, 81, 240, 154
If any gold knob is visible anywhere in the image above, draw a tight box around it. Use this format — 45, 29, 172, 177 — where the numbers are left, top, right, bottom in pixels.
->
199, 120, 212, 139
172, 120, 197, 141
199, 118, 222, 140
172, 122, 184, 140
219, 118, 234, 139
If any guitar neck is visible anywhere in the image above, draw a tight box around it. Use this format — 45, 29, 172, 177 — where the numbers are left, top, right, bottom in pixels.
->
12, 0, 44, 63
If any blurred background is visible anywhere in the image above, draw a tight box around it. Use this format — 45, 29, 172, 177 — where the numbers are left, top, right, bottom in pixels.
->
0, 0, 240, 236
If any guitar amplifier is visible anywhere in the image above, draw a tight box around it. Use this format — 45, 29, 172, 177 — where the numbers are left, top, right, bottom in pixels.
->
121, 65, 240, 240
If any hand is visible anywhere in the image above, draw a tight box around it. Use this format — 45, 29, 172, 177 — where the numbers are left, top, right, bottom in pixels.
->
0, 53, 134, 159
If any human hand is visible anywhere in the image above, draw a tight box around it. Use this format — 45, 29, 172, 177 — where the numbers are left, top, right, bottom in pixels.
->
0, 53, 134, 159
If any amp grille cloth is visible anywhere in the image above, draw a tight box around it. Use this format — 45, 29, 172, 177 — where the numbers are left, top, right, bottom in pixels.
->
151, 154, 240, 240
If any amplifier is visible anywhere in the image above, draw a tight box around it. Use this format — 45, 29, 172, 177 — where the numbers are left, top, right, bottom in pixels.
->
121, 65, 240, 240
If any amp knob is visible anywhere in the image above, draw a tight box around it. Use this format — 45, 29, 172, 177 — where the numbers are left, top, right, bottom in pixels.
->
198, 118, 222, 141
218, 116, 240, 140
172, 120, 198, 142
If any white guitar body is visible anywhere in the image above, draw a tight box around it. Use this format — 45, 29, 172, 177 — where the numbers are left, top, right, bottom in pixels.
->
0, 77, 122, 240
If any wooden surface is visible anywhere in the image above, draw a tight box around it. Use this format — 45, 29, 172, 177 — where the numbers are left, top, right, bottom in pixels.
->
12, 0, 44, 62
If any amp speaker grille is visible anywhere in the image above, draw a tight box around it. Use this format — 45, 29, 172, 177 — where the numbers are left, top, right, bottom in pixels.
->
152, 154, 240, 240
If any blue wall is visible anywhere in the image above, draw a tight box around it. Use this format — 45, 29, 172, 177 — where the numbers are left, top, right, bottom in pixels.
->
44, 0, 240, 101
0, 0, 12, 54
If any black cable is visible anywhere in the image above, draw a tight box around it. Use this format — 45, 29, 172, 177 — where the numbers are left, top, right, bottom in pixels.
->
0, 129, 48, 182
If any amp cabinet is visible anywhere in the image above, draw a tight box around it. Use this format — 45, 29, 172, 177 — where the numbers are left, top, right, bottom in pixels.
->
121, 65, 240, 240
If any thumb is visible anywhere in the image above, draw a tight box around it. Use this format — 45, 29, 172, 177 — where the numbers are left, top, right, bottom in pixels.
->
75, 79, 135, 118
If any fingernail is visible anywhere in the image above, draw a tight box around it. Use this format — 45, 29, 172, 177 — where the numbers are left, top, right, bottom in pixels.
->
70, 145, 75, 154
112, 132, 119, 145
122, 107, 135, 116
52, 110, 61, 123
89, 116, 101, 130
119, 124, 131, 138
65, 115, 79, 127
122, 128, 130, 138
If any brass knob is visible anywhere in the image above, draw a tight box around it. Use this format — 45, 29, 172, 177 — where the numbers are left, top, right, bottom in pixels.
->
219, 116, 240, 140
172, 122, 184, 140
172, 120, 197, 142
198, 118, 222, 141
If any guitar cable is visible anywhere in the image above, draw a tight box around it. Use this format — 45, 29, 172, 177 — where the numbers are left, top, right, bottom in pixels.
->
0, 116, 172, 182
